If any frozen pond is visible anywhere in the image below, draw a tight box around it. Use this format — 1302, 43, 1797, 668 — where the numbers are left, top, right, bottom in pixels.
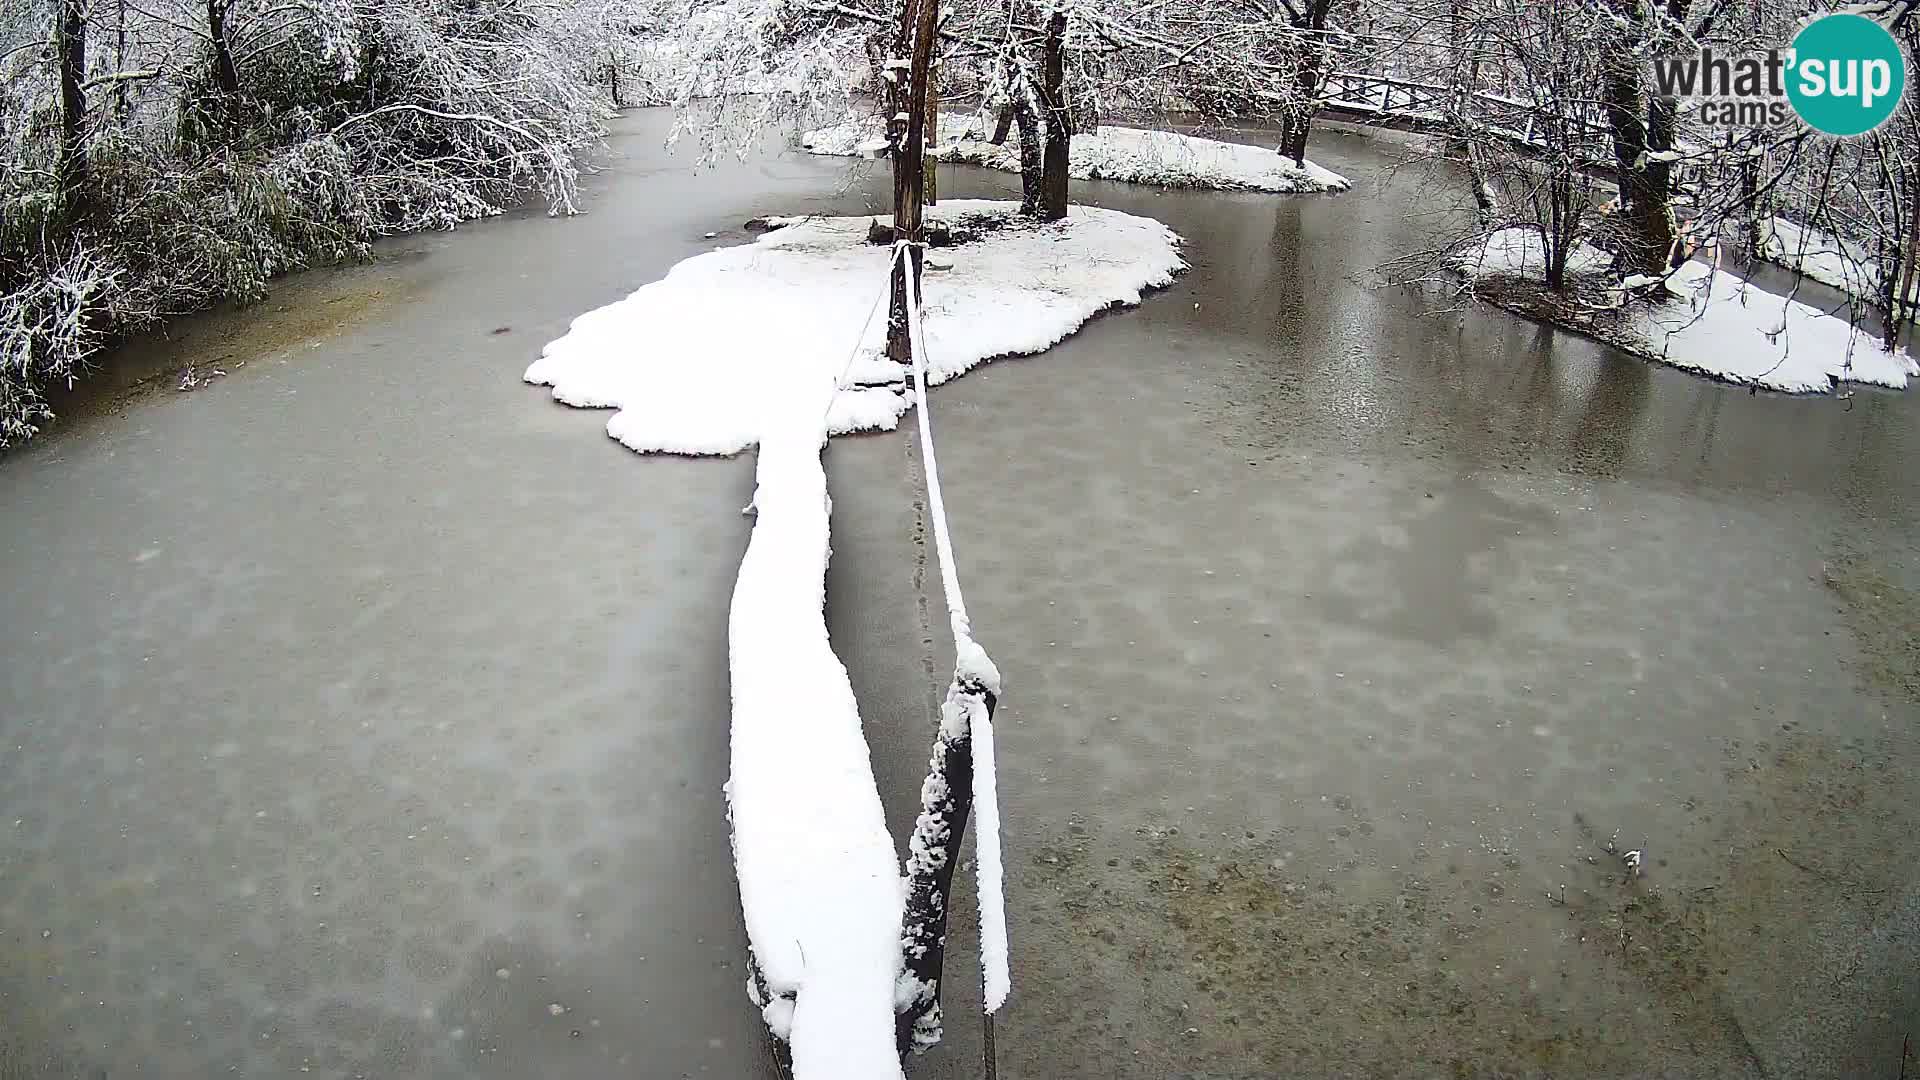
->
4, 109, 1919, 1078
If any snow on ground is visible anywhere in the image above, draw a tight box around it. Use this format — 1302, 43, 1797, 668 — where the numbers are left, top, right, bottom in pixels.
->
1759, 217, 1919, 326
801, 113, 1351, 194
1464, 228, 1918, 393
526, 200, 1182, 1078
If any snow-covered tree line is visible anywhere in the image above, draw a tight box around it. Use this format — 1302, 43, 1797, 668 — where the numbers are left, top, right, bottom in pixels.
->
0, 0, 666, 445
651, 0, 1358, 219
6, 0, 1912, 444
655, 0, 1914, 354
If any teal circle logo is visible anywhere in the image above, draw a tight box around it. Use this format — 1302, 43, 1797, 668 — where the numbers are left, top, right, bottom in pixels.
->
1786, 13, 1907, 136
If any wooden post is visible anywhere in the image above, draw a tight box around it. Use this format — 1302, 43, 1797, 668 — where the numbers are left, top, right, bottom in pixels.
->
887, 0, 939, 363
896, 689, 992, 1059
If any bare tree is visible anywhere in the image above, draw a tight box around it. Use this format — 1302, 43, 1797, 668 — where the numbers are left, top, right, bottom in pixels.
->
3, 0, 642, 444
56, 0, 86, 212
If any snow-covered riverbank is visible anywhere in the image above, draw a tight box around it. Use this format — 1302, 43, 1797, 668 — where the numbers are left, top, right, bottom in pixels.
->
802, 114, 1352, 194
1463, 228, 1918, 394
1758, 216, 1920, 328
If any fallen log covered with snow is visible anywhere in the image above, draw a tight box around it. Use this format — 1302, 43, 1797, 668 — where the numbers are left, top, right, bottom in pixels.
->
525, 200, 1183, 1077
730, 419, 908, 1078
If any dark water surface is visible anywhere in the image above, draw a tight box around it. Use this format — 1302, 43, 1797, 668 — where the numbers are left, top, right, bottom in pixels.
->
3, 110, 1918, 1079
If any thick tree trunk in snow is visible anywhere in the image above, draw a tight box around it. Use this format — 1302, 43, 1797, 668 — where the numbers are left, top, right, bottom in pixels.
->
1600, 0, 1683, 276
1276, 0, 1330, 167
1737, 152, 1763, 262
887, 0, 938, 362
924, 55, 938, 206
1013, 95, 1044, 216
1277, 53, 1320, 165
1038, 8, 1069, 221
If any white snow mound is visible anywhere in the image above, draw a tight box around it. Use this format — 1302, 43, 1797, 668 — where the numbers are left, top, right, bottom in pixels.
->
1464, 228, 1917, 394
526, 199, 1186, 455
803, 114, 1352, 194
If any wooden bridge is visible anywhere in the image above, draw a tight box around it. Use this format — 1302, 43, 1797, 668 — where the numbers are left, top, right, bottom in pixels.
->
1318, 70, 1617, 168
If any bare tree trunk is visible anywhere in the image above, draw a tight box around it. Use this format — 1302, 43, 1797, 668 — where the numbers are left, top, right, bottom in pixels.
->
1278, 0, 1330, 166
887, 0, 939, 363
924, 41, 938, 206
1601, 76, 1679, 273
114, 0, 129, 125
1038, 7, 1068, 221
609, 47, 624, 108
209, 0, 240, 97
1446, 3, 1494, 223
1546, 179, 1569, 291
1644, 88, 1682, 263
1601, 0, 1684, 275
1013, 92, 1044, 215
989, 103, 1013, 145
1280, 51, 1320, 163
1737, 148, 1763, 261
1600, 64, 1661, 273
1889, 168, 1919, 351
56, 0, 87, 215
205, 0, 242, 131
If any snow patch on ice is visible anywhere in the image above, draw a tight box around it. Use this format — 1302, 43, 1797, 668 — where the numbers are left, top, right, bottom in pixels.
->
1462, 227, 1917, 394
803, 114, 1352, 194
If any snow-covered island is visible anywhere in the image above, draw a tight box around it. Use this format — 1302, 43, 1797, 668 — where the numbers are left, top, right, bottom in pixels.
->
1459, 228, 1920, 395
802, 113, 1352, 195
526, 200, 1185, 453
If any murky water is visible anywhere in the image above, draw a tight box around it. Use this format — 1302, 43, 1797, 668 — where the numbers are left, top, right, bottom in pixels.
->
3, 111, 1918, 1079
